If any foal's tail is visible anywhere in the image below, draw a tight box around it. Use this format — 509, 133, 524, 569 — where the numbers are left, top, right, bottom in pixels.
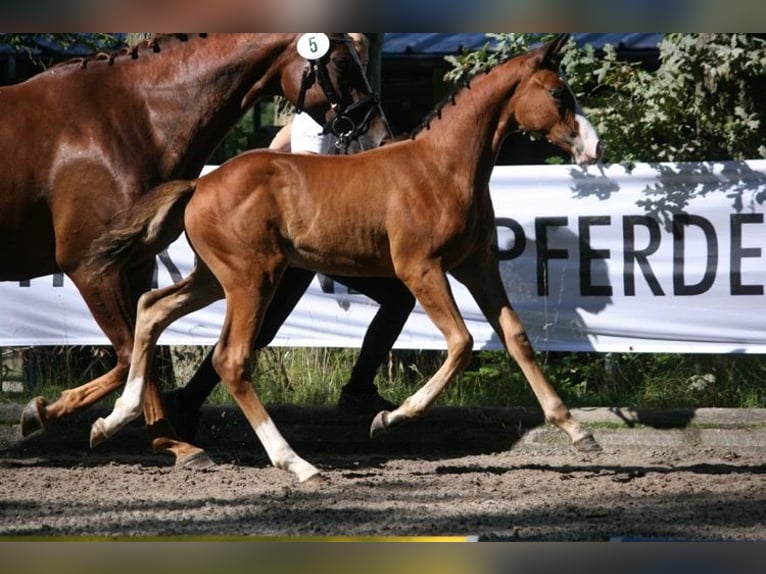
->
88, 179, 198, 277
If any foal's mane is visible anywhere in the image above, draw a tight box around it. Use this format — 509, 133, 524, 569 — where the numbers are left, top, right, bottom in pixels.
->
52, 33, 208, 70
409, 52, 520, 139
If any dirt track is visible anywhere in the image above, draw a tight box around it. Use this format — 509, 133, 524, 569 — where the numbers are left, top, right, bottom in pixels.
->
1, 405, 764, 540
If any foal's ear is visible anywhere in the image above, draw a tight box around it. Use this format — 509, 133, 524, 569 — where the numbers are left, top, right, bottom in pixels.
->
538, 33, 571, 68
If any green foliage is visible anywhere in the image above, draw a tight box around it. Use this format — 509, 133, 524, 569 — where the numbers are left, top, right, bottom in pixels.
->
3, 346, 765, 409
443, 34, 549, 84
562, 33, 766, 162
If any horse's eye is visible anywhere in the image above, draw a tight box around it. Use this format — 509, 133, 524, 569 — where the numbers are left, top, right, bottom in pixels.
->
332, 58, 349, 71
550, 87, 564, 100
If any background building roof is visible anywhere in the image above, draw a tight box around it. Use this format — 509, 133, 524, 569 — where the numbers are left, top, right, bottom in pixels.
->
382, 33, 663, 55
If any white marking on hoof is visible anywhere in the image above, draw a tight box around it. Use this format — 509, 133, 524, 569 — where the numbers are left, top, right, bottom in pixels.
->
89, 417, 110, 448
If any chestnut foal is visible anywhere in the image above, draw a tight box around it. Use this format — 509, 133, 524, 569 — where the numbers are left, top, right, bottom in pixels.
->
89, 34, 602, 483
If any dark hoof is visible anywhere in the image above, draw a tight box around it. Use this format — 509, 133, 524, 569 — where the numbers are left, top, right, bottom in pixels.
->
369, 410, 391, 439
20, 397, 48, 437
176, 450, 216, 470
574, 434, 602, 452
162, 390, 201, 443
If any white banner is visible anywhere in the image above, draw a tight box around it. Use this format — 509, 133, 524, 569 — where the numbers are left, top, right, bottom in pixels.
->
2, 161, 766, 353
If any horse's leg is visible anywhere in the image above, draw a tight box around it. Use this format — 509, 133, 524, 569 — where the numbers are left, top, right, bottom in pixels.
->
369, 265, 474, 437
450, 253, 601, 452
331, 276, 415, 412
163, 267, 317, 441
90, 263, 223, 458
20, 267, 135, 434
213, 284, 322, 484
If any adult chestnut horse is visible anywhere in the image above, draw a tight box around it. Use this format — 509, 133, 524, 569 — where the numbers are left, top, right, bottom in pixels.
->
2, 33, 387, 467
88, 34, 603, 483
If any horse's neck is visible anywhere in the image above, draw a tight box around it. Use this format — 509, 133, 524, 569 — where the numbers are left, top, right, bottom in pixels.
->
129, 34, 292, 176
416, 64, 523, 187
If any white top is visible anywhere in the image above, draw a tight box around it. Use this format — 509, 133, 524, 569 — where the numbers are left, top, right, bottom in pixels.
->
290, 112, 339, 154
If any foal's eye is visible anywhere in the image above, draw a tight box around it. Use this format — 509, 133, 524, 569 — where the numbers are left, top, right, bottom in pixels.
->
549, 87, 564, 100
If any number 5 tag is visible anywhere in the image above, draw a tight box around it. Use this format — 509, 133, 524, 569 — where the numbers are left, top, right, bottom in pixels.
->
297, 33, 331, 60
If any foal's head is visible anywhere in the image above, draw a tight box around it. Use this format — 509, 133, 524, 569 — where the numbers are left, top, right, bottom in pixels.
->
510, 34, 602, 165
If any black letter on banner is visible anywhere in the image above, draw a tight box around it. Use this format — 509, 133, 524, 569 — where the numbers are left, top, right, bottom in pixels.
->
536, 217, 569, 296
673, 214, 718, 296
494, 217, 526, 261
730, 213, 764, 295
623, 215, 664, 296
579, 216, 612, 296
154, 249, 184, 288
19, 272, 65, 287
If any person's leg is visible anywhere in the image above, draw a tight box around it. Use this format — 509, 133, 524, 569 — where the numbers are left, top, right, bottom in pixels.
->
328, 275, 415, 414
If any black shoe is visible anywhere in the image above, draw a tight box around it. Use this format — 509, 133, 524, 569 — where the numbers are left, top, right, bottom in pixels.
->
337, 388, 397, 416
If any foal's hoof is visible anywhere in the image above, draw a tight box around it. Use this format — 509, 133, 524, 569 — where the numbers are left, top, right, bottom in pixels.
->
20, 397, 48, 437
574, 434, 602, 452
369, 410, 391, 439
301, 473, 328, 487
89, 418, 109, 448
176, 450, 216, 470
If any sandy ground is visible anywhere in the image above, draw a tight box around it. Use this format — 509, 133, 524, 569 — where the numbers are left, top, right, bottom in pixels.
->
1, 405, 764, 541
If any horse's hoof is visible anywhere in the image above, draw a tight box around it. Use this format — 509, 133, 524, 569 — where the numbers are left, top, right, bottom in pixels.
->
301, 472, 328, 487
369, 410, 391, 439
89, 418, 108, 448
176, 450, 216, 470
574, 434, 602, 452
20, 397, 48, 437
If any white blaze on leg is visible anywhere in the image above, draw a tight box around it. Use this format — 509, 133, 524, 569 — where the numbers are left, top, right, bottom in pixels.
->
94, 375, 146, 440
253, 416, 320, 483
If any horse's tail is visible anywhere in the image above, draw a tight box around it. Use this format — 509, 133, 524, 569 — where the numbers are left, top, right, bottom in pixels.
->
87, 179, 198, 278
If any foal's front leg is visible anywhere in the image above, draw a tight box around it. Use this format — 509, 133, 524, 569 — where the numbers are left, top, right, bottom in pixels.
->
451, 255, 601, 452
370, 265, 474, 437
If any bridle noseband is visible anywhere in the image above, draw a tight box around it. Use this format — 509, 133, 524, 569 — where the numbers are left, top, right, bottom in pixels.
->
294, 34, 390, 153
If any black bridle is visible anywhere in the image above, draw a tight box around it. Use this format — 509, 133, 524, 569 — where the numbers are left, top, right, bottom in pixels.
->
294, 34, 391, 152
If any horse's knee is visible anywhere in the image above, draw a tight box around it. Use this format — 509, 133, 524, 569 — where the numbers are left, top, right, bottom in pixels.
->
450, 332, 474, 371
211, 347, 250, 398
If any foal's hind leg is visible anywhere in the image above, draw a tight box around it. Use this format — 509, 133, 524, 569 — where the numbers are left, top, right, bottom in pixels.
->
90, 264, 222, 468
370, 265, 474, 437
451, 254, 601, 452
21, 265, 203, 464
213, 285, 322, 484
